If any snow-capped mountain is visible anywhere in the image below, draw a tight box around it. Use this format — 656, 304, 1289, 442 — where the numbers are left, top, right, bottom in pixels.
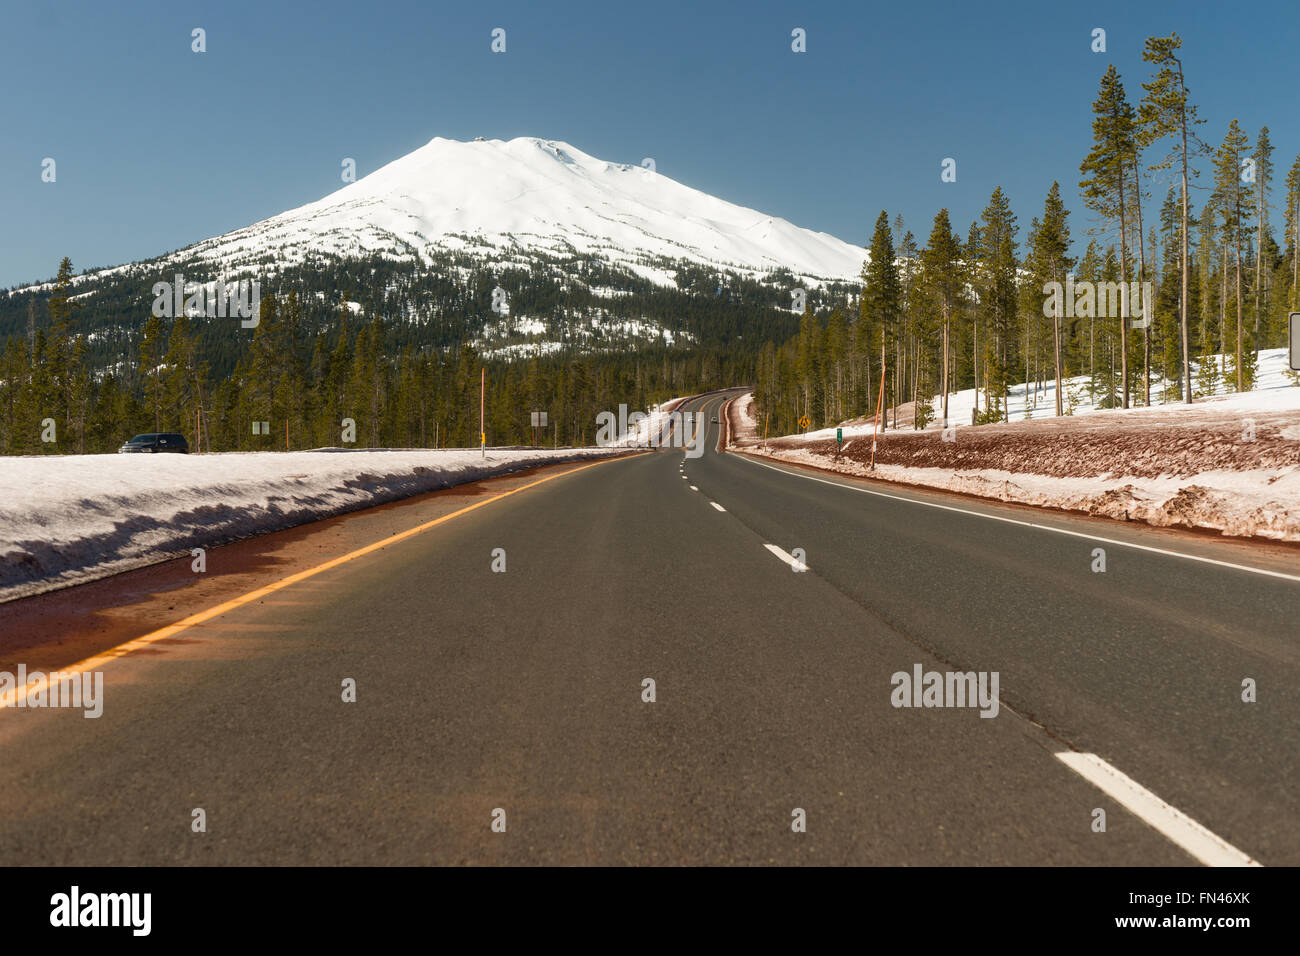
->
162, 136, 866, 287
7, 136, 870, 366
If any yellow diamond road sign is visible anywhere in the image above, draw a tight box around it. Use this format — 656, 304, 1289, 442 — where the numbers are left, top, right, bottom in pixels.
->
799, 415, 810, 430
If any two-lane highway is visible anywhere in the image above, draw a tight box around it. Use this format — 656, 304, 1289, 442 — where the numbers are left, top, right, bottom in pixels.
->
0, 390, 1293, 864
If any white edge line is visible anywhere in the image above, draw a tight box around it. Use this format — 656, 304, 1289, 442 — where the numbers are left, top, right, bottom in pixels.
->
735, 452, 1300, 585
1055, 752, 1261, 867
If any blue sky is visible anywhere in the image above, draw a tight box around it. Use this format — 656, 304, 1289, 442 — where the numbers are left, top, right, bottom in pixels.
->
2, 0, 1296, 287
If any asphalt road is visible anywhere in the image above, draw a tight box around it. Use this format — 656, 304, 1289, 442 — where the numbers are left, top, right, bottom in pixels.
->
0, 391, 1295, 865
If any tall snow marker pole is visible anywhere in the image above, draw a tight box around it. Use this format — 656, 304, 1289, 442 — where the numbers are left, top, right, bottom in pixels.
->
480, 367, 486, 458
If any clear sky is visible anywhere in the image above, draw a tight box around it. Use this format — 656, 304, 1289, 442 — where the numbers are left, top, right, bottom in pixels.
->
2, 0, 1296, 288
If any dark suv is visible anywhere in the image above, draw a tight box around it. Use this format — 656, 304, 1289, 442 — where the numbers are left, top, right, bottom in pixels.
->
118, 433, 189, 454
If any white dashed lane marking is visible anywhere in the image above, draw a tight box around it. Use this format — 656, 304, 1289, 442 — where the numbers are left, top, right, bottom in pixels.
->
763, 544, 807, 571
1055, 752, 1261, 867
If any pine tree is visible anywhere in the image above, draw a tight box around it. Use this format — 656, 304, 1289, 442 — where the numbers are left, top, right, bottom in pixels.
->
1212, 120, 1255, 390
29, 330, 56, 453
1076, 240, 1101, 401
0, 338, 33, 452
321, 315, 352, 445
1080, 64, 1138, 408
162, 314, 205, 438
1140, 34, 1208, 403
46, 257, 78, 335
860, 211, 901, 426
1195, 205, 1222, 397
1251, 127, 1274, 348
137, 314, 165, 432
975, 190, 1019, 423
1130, 133, 1153, 406
1099, 247, 1122, 406
972, 188, 1019, 421
920, 209, 963, 426
1028, 184, 1074, 415
825, 309, 848, 421
1286, 154, 1300, 310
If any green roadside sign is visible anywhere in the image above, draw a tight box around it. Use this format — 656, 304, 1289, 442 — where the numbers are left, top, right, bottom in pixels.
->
836, 427, 843, 444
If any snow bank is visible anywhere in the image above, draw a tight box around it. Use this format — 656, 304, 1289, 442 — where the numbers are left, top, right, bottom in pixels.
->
747, 447, 1300, 542
0, 446, 622, 603
728, 392, 758, 444
732, 353, 1300, 541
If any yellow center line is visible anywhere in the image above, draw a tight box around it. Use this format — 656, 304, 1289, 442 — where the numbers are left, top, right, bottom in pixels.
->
0, 454, 635, 709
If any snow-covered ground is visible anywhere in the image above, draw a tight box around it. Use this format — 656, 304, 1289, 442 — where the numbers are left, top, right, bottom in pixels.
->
800, 348, 1299, 442
0, 446, 623, 603
729, 350, 1300, 542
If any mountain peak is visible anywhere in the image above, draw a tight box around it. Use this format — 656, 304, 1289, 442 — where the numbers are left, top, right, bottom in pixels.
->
165, 135, 866, 286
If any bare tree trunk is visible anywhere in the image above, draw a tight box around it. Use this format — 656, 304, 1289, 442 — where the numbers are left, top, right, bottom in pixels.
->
1221, 241, 1229, 387
895, 339, 903, 429
1255, 187, 1262, 347
1133, 154, 1150, 406
1118, 171, 1130, 409
911, 337, 921, 428
1178, 66, 1192, 403
1235, 242, 1244, 390
1024, 329, 1031, 411
1054, 297, 1064, 416
864, 341, 872, 420
941, 307, 950, 426
1002, 325, 1010, 422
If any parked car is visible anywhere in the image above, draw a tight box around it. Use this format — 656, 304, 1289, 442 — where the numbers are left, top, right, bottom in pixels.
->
118, 433, 189, 454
